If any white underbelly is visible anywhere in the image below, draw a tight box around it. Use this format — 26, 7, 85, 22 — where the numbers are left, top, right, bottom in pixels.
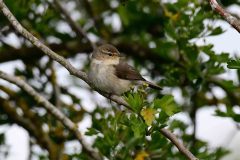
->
88, 63, 131, 95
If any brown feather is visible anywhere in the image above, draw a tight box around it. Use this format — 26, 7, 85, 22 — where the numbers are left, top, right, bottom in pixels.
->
146, 81, 162, 90
114, 61, 162, 90
114, 61, 145, 81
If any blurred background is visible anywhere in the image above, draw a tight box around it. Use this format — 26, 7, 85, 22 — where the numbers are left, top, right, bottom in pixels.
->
0, 0, 240, 159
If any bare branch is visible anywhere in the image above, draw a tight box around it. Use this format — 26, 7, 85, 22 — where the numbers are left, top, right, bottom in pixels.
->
0, 41, 91, 63
49, 61, 61, 108
160, 128, 198, 160
0, 0, 129, 109
209, 0, 240, 33
0, 1, 89, 82
0, 97, 59, 159
0, 1, 197, 159
51, 0, 96, 49
77, 0, 101, 31
0, 71, 101, 160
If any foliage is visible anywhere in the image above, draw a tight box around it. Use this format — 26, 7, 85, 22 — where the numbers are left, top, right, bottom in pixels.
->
227, 59, 240, 69
0, 0, 239, 159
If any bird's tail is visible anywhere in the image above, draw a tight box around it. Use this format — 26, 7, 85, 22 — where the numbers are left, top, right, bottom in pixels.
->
146, 81, 162, 90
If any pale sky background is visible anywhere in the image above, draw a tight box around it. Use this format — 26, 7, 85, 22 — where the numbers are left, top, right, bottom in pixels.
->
0, 3, 240, 160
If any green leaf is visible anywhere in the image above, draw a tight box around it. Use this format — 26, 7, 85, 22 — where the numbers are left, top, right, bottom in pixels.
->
154, 95, 179, 116
210, 26, 224, 36
124, 92, 144, 112
130, 115, 146, 138
164, 21, 177, 39
227, 59, 240, 69
215, 108, 240, 123
157, 111, 169, 125
215, 53, 229, 63
148, 131, 168, 150
217, 80, 236, 90
85, 128, 99, 136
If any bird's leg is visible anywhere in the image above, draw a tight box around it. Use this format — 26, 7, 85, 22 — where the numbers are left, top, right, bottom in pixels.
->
106, 93, 113, 104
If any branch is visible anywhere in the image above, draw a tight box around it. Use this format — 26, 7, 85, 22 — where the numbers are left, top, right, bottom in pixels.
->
0, 40, 170, 65
49, 61, 61, 108
0, 41, 91, 63
207, 78, 240, 106
0, 1, 197, 159
1, 75, 197, 160
0, 84, 67, 157
51, 0, 96, 49
0, 71, 101, 160
160, 128, 198, 160
0, 97, 55, 156
209, 0, 240, 33
0, 0, 89, 81
0, 0, 128, 109
77, 0, 101, 32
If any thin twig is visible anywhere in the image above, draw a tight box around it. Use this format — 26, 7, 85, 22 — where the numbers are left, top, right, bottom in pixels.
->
50, 60, 61, 108
209, 0, 240, 33
78, 0, 100, 32
0, 1, 197, 159
52, 0, 96, 49
160, 128, 198, 160
0, 71, 101, 160
0, 96, 54, 154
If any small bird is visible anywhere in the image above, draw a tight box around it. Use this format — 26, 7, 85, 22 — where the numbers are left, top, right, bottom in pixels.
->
88, 44, 162, 95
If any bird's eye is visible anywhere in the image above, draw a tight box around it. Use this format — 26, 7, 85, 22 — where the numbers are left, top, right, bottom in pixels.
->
103, 50, 113, 56
108, 52, 113, 56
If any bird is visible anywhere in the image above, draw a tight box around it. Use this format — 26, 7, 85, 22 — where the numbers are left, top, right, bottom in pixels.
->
88, 44, 162, 95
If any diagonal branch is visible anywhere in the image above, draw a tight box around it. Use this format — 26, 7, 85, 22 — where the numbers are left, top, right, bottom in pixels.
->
0, 97, 59, 160
51, 0, 96, 49
0, 84, 67, 158
209, 0, 240, 33
0, 1, 197, 159
0, 70, 101, 160
0, 0, 88, 83
0, 0, 128, 109
77, 0, 101, 33
160, 128, 198, 160
0, 97, 50, 147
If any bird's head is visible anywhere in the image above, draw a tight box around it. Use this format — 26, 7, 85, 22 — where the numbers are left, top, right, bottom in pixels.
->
92, 44, 121, 62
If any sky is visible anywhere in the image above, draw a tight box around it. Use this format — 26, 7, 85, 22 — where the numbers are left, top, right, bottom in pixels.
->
0, 4, 240, 160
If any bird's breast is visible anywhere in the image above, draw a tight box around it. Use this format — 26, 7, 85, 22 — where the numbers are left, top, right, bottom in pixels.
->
88, 61, 131, 95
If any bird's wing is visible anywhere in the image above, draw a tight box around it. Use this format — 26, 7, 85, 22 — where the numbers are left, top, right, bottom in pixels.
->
114, 61, 145, 81
114, 61, 162, 90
